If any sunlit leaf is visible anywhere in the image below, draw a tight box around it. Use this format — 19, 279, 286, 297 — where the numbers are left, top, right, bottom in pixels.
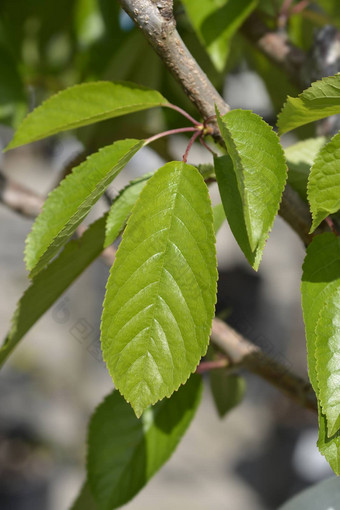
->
215, 109, 287, 269
308, 132, 340, 231
6, 82, 167, 149
88, 375, 202, 509
101, 161, 217, 416
25, 139, 143, 277
277, 74, 340, 134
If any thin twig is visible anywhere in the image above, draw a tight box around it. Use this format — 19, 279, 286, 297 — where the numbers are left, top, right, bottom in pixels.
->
165, 103, 201, 126
183, 130, 202, 163
211, 318, 317, 412
144, 126, 199, 146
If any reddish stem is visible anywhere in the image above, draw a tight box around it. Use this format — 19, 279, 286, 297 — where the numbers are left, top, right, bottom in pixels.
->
290, 0, 310, 15
165, 103, 201, 126
144, 126, 199, 145
196, 359, 229, 374
199, 135, 217, 157
325, 216, 338, 236
183, 129, 202, 163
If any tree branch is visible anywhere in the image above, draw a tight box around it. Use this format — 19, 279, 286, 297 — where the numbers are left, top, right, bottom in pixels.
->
117, 0, 229, 137
211, 318, 317, 413
0, 170, 44, 219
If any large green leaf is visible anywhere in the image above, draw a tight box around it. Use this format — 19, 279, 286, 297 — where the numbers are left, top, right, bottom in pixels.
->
284, 137, 326, 202
87, 375, 202, 509
277, 74, 340, 135
104, 173, 152, 248
181, 0, 257, 71
308, 132, 340, 232
6, 82, 167, 149
0, 215, 107, 367
315, 287, 340, 436
301, 233, 340, 392
301, 233, 340, 472
25, 139, 143, 277
215, 109, 287, 269
101, 161, 217, 417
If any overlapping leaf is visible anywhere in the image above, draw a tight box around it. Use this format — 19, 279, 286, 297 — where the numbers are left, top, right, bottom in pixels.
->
104, 172, 152, 248
285, 137, 326, 202
6, 81, 167, 149
86, 375, 202, 509
181, 0, 257, 71
25, 139, 143, 277
308, 132, 340, 231
210, 371, 246, 418
315, 287, 340, 436
101, 161, 217, 417
0, 215, 107, 367
301, 233, 340, 472
215, 109, 287, 269
277, 74, 340, 135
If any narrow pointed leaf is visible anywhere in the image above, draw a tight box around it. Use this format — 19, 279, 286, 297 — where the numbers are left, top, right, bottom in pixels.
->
25, 139, 143, 277
277, 74, 340, 135
101, 161, 217, 417
308, 132, 340, 232
0, 216, 107, 367
210, 371, 246, 418
6, 82, 167, 149
104, 172, 152, 248
284, 137, 326, 202
181, 0, 257, 71
87, 375, 202, 509
315, 287, 340, 436
216, 110, 287, 269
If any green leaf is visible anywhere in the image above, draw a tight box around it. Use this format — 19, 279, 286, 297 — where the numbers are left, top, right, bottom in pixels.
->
6, 82, 167, 150
181, 0, 257, 71
308, 132, 340, 232
315, 287, 340, 436
104, 173, 152, 248
212, 203, 226, 233
0, 215, 107, 367
210, 371, 246, 418
101, 161, 217, 417
277, 74, 340, 135
215, 109, 287, 270
301, 233, 340, 473
87, 375, 202, 509
25, 139, 143, 277
284, 137, 326, 202
278, 476, 340, 510
70, 483, 98, 510
317, 407, 340, 475
301, 233, 340, 392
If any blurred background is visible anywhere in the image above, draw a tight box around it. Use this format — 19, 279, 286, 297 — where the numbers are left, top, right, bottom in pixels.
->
0, 1, 339, 508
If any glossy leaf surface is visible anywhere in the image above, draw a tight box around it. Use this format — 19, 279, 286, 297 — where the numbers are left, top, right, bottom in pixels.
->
215, 109, 287, 269
101, 161, 217, 416
277, 74, 340, 134
315, 287, 340, 436
88, 375, 202, 509
6, 81, 167, 149
25, 139, 143, 277
308, 132, 340, 231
